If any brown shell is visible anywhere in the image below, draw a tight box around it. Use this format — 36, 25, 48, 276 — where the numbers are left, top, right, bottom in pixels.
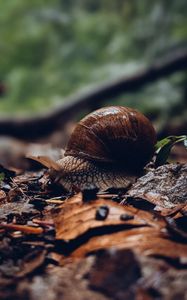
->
65, 106, 156, 171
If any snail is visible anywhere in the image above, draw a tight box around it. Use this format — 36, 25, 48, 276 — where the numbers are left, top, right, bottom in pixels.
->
29, 106, 156, 191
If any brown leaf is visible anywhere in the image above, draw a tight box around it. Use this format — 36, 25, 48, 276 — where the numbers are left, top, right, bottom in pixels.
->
53, 192, 187, 262
71, 227, 187, 259
27, 155, 61, 171
13, 173, 41, 184
53, 195, 165, 242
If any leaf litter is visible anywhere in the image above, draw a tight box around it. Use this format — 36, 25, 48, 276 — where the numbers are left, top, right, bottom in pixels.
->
0, 160, 187, 299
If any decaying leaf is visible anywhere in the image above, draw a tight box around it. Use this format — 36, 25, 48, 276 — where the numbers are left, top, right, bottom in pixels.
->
0, 153, 187, 300
53, 195, 165, 242
70, 227, 187, 259
0, 201, 38, 221
52, 187, 187, 262
0, 236, 47, 279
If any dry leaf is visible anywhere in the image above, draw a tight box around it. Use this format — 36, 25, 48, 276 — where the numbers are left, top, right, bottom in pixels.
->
71, 227, 187, 259
27, 155, 61, 171
53, 195, 165, 242
53, 192, 187, 262
0, 201, 38, 221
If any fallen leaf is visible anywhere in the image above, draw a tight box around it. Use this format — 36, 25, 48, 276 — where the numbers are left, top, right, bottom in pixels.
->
0, 201, 38, 221
27, 155, 61, 171
70, 227, 187, 259
54, 195, 165, 242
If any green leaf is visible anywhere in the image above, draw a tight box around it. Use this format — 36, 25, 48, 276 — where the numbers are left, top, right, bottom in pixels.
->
155, 135, 187, 151
155, 135, 187, 167
0, 172, 5, 182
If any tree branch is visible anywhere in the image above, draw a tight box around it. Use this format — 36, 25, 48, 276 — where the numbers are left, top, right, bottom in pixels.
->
0, 82, 6, 96
0, 49, 187, 140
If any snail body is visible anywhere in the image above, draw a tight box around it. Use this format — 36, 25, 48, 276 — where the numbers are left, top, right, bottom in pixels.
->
51, 106, 156, 191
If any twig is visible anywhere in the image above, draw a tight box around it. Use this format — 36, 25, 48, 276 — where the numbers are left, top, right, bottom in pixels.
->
0, 223, 43, 234
0, 48, 187, 140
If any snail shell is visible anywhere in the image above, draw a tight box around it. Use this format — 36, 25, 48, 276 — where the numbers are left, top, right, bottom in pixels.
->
64, 106, 156, 171
50, 106, 157, 191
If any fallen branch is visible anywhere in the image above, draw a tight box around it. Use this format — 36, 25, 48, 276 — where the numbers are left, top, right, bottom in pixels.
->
0, 82, 5, 96
0, 49, 187, 140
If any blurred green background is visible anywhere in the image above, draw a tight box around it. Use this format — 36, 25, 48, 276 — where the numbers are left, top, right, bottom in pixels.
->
0, 0, 187, 119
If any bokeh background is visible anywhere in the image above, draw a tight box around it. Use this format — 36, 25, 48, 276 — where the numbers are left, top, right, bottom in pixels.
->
0, 0, 187, 116
0, 0, 187, 169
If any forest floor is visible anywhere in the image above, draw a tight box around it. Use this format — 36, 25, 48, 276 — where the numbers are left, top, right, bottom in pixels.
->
0, 140, 187, 300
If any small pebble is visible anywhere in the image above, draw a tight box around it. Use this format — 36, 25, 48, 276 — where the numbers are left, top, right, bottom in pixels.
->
120, 214, 134, 221
95, 205, 109, 220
